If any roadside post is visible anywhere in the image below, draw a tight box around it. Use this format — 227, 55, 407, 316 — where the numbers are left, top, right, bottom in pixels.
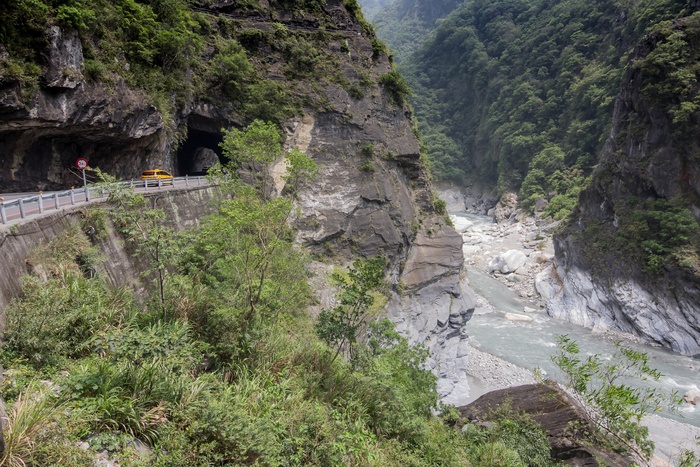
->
76, 157, 89, 201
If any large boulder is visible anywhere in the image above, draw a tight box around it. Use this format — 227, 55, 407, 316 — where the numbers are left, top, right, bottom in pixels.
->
488, 191, 519, 223
488, 249, 527, 274
683, 389, 700, 405
459, 383, 632, 466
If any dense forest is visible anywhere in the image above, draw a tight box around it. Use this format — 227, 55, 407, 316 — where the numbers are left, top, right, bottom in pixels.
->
372, 0, 695, 219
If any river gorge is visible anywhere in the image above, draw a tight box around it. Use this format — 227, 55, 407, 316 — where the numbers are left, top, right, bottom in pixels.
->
442, 203, 700, 461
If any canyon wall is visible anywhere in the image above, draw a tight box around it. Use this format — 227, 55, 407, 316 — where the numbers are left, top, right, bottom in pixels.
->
540, 15, 700, 355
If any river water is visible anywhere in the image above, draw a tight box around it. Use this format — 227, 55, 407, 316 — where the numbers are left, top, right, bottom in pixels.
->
456, 213, 700, 428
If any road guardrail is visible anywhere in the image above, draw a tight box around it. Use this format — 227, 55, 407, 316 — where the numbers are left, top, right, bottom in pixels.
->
0, 175, 208, 225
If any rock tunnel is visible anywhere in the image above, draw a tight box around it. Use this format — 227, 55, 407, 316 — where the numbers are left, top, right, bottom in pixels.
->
175, 128, 225, 176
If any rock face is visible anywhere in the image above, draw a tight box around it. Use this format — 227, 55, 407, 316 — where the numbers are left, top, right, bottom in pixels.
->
544, 17, 700, 356
459, 383, 631, 466
488, 249, 527, 275
387, 218, 476, 406
435, 183, 498, 215
191, 148, 218, 173
488, 191, 519, 224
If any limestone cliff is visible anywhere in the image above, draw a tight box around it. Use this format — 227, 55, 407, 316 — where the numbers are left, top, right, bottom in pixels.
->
540, 14, 700, 355
0, 0, 474, 398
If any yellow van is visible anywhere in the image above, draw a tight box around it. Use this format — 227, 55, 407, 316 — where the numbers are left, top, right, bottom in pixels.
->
140, 169, 173, 184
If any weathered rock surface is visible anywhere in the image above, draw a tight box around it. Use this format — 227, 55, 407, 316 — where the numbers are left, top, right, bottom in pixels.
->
459, 383, 631, 466
487, 191, 519, 224
46, 26, 84, 89
683, 389, 700, 405
191, 148, 218, 173
387, 217, 477, 406
545, 20, 700, 355
435, 183, 498, 215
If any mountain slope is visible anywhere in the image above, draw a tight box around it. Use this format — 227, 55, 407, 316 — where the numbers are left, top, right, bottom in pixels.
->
541, 13, 700, 355
396, 0, 691, 217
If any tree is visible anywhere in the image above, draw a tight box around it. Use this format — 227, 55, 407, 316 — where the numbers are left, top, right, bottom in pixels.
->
98, 170, 177, 316
315, 256, 386, 364
551, 335, 680, 462
182, 184, 311, 359
283, 147, 318, 198
219, 119, 284, 195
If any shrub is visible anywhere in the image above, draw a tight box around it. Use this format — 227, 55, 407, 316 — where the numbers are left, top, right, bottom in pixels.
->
379, 70, 411, 106
552, 335, 678, 461
433, 198, 448, 215
0, 381, 62, 467
4, 274, 133, 368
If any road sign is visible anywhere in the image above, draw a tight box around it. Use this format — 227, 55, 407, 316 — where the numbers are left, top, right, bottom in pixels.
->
75, 157, 88, 170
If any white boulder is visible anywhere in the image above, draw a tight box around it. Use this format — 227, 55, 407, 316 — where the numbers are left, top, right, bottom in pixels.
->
683, 389, 700, 405
488, 249, 527, 274
504, 313, 534, 322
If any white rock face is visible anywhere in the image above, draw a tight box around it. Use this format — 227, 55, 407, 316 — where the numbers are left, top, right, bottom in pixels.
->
504, 313, 533, 322
451, 215, 473, 233
539, 263, 700, 356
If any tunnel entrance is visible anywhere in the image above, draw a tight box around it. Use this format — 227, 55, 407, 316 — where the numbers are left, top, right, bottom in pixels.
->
176, 128, 225, 175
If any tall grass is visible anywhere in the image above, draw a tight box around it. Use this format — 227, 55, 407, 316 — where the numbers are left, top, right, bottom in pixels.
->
0, 382, 60, 467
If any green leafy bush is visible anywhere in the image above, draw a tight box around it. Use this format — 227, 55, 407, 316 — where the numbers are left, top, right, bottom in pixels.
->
379, 69, 412, 106
617, 197, 700, 274
552, 335, 678, 460
4, 272, 132, 368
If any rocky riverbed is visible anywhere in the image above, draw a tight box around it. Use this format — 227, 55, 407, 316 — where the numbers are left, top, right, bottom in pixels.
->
439, 187, 700, 463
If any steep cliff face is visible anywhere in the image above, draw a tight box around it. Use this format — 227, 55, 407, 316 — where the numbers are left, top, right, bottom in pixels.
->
0, 0, 475, 397
541, 14, 700, 355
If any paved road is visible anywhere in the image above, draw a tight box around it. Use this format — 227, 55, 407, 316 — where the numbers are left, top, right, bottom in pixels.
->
0, 177, 208, 226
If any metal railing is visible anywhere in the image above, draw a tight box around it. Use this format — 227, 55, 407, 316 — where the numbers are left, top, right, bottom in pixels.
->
0, 175, 208, 225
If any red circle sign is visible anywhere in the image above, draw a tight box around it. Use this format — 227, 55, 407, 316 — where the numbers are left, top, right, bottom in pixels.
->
75, 157, 88, 170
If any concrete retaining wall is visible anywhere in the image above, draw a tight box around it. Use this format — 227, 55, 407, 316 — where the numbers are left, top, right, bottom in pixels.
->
0, 186, 222, 324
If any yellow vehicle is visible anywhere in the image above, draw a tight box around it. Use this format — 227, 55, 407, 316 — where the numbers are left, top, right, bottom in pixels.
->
140, 169, 173, 184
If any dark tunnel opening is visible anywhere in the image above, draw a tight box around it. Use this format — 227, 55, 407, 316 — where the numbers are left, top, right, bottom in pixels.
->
176, 128, 225, 175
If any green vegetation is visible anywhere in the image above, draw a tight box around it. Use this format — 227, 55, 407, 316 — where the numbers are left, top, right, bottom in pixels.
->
552, 335, 680, 462
370, 0, 462, 62
378, 69, 411, 106
0, 121, 561, 466
616, 197, 700, 275
576, 196, 700, 277
374, 0, 693, 207
315, 256, 386, 365
633, 12, 700, 131
0, 0, 388, 134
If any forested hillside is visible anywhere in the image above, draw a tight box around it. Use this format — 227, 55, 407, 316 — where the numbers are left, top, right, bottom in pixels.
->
369, 0, 462, 61
375, 0, 695, 219
358, 0, 394, 19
